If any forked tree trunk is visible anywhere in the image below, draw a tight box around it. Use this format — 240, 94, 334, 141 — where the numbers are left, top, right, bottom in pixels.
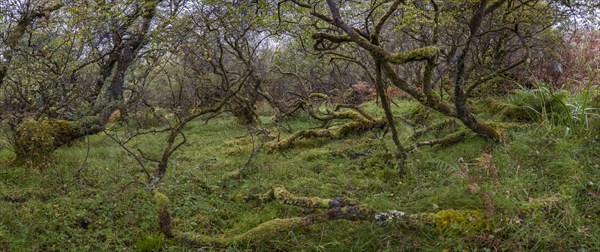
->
12, 0, 162, 162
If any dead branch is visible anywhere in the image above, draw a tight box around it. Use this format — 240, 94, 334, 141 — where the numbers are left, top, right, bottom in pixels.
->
156, 187, 491, 247
266, 97, 387, 151
412, 131, 468, 149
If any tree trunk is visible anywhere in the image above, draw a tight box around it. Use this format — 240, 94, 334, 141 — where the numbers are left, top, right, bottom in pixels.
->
12, 0, 162, 161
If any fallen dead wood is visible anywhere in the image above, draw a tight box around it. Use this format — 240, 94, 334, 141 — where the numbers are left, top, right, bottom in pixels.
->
155, 187, 493, 247
414, 131, 467, 148
266, 99, 387, 151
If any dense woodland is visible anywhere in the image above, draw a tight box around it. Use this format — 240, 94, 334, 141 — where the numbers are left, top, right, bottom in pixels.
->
1, 0, 599, 251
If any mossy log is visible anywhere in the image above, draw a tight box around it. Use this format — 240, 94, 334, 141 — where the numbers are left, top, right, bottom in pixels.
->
179, 218, 308, 247
266, 129, 334, 151
337, 118, 386, 137
267, 106, 386, 151
14, 117, 103, 162
414, 131, 467, 149
267, 186, 357, 208
176, 186, 492, 247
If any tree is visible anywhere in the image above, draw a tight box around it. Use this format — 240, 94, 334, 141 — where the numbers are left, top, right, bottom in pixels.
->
282, 0, 568, 144
0, 0, 62, 89
1, 0, 169, 161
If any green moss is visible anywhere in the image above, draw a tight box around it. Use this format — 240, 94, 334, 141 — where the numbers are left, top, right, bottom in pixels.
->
225, 170, 242, 181
153, 191, 173, 238
309, 93, 329, 100
179, 217, 306, 247
14, 118, 76, 163
427, 209, 491, 235
218, 137, 255, 156
385, 46, 440, 64
154, 191, 170, 211
273, 186, 332, 208
336, 118, 386, 138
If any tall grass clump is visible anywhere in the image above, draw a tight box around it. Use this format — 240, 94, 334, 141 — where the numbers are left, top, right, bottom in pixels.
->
499, 85, 569, 122
499, 68, 599, 138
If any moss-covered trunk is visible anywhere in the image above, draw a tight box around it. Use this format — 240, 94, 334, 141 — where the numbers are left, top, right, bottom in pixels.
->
14, 117, 103, 163
11, 0, 163, 163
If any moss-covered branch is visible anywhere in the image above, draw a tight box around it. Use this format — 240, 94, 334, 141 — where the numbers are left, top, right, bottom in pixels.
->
413, 131, 467, 149
158, 187, 565, 249
178, 217, 309, 247
175, 187, 493, 248
385, 46, 441, 65
312, 32, 353, 43
267, 104, 386, 151
266, 129, 335, 151
14, 117, 104, 163
268, 186, 357, 208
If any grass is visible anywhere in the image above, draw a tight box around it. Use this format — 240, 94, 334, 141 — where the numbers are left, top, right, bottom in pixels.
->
0, 95, 599, 251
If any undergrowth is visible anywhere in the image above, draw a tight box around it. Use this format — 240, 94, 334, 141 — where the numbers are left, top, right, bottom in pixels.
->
0, 93, 598, 251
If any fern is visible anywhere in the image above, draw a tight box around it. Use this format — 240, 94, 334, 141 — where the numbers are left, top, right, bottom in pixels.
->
428, 159, 459, 173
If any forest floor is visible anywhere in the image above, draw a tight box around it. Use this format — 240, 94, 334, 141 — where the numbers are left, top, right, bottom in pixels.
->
1, 95, 599, 251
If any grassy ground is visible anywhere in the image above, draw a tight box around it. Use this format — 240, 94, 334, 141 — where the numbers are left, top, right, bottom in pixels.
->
1, 96, 599, 251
